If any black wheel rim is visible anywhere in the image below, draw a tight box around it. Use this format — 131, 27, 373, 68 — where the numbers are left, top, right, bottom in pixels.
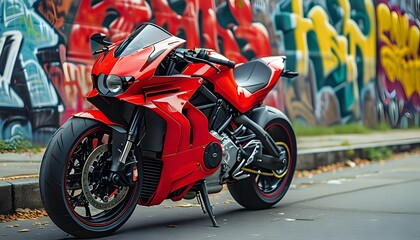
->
253, 122, 295, 199
64, 126, 138, 227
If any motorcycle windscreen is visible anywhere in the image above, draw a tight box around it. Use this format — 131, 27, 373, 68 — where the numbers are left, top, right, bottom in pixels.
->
114, 24, 172, 57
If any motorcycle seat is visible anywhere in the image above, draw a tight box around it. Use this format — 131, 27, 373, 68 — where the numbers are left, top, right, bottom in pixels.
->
233, 59, 272, 93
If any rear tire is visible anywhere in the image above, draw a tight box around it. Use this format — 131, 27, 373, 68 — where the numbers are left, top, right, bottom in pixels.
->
228, 117, 296, 209
39, 117, 141, 238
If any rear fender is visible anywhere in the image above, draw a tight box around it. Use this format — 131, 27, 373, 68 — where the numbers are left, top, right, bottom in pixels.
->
244, 105, 297, 171
235, 105, 292, 157
245, 105, 291, 128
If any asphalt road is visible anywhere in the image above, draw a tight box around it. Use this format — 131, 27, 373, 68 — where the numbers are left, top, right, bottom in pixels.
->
1, 154, 419, 240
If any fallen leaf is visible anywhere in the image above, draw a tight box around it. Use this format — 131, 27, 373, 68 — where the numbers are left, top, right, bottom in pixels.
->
18, 229, 30, 232
34, 221, 49, 226
345, 160, 356, 168
0, 209, 48, 223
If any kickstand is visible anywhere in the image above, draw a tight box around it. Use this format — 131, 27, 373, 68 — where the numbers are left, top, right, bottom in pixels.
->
197, 180, 219, 227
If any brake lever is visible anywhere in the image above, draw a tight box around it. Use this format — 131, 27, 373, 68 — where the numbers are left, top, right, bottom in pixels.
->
93, 47, 109, 55
185, 55, 221, 73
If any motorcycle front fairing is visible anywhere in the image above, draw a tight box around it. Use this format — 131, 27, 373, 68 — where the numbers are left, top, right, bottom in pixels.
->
81, 23, 220, 206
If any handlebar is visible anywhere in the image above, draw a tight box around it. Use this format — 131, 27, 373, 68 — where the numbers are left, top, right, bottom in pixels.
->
207, 56, 236, 68
195, 49, 235, 69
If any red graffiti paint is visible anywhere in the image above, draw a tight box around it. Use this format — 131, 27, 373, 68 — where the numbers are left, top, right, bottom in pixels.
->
50, 0, 271, 124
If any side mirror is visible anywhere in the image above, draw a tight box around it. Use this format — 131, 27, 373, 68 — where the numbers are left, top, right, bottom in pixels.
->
90, 33, 112, 46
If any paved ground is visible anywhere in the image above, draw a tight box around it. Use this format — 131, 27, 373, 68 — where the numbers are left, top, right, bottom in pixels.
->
0, 153, 419, 240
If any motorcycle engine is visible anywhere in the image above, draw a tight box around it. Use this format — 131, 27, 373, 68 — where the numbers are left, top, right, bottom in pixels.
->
208, 131, 240, 182
183, 132, 239, 200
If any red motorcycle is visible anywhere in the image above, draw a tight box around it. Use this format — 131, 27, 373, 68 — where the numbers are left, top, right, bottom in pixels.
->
39, 23, 298, 238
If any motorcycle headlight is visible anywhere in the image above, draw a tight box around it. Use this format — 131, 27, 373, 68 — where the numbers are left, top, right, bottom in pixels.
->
96, 74, 134, 96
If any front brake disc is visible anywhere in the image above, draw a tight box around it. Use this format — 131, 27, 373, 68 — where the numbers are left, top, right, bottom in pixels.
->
81, 144, 129, 210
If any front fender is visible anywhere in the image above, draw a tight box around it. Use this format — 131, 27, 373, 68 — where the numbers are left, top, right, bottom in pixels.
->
73, 110, 117, 126
73, 110, 127, 164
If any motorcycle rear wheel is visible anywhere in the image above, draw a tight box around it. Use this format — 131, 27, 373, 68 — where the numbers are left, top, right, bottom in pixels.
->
39, 117, 141, 238
228, 117, 296, 209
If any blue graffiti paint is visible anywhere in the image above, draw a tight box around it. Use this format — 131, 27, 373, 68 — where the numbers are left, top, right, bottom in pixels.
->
0, 0, 62, 143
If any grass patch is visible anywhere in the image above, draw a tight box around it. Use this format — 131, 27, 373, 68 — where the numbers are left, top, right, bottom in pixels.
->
365, 146, 393, 161
0, 135, 41, 153
294, 123, 391, 136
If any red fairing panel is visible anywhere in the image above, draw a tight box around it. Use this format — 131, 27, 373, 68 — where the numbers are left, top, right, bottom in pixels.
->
120, 76, 219, 205
121, 76, 206, 154
206, 57, 285, 113
149, 103, 220, 205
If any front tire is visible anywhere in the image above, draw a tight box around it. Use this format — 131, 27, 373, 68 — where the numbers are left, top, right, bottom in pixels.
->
228, 117, 296, 209
39, 117, 141, 238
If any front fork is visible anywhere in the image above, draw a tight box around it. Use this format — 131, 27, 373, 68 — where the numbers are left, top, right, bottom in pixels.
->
109, 107, 143, 186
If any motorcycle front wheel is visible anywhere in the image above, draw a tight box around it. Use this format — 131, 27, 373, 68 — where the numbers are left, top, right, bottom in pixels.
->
39, 117, 141, 238
228, 117, 297, 209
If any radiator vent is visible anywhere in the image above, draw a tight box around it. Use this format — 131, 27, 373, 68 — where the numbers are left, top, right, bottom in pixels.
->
140, 158, 163, 201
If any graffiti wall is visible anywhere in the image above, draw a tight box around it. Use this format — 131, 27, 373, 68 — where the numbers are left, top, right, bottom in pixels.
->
0, 0, 419, 143
376, 1, 420, 128
271, 0, 378, 126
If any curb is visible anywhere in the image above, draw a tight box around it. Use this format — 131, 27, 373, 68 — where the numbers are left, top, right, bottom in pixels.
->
1, 141, 419, 214
297, 140, 420, 170
0, 181, 13, 214
0, 178, 41, 215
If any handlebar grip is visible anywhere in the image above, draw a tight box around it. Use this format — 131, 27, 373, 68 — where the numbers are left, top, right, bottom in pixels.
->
207, 56, 236, 68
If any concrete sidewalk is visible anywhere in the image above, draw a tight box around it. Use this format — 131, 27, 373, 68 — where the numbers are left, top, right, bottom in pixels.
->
0, 129, 419, 214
